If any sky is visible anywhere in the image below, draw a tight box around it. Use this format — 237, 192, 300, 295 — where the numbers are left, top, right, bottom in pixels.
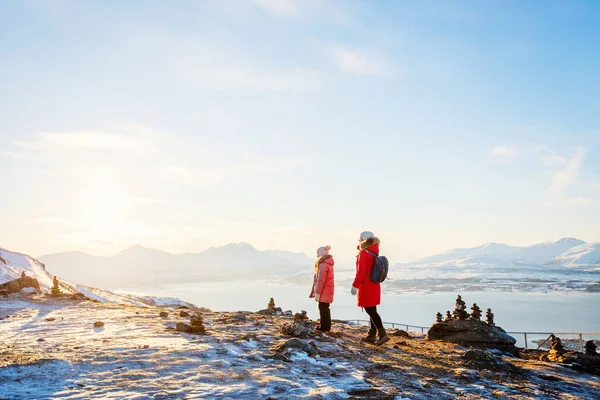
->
1, 0, 599, 265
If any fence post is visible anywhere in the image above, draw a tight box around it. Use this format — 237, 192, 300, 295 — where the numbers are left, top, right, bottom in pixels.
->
391, 323, 395, 329
421, 327, 424, 333
579, 334, 583, 353
524, 333, 528, 349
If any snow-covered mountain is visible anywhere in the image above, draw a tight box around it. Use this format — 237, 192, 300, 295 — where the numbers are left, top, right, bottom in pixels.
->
0, 246, 189, 306
39, 243, 313, 289
387, 238, 600, 292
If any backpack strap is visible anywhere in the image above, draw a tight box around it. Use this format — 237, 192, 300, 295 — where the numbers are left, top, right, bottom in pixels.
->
366, 250, 378, 257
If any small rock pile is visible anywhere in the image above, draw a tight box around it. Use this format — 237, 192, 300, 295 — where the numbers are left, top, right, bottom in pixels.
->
258, 297, 282, 315
50, 276, 62, 296
452, 295, 469, 320
281, 311, 314, 338
585, 340, 597, 356
539, 334, 600, 376
428, 295, 516, 352
176, 313, 206, 334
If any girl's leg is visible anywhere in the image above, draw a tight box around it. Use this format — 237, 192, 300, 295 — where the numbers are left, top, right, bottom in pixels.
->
318, 302, 331, 331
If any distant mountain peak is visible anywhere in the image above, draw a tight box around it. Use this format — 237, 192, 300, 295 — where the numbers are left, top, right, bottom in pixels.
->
555, 238, 586, 245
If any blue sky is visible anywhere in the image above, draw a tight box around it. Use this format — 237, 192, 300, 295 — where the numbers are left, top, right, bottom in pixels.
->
1, 0, 599, 264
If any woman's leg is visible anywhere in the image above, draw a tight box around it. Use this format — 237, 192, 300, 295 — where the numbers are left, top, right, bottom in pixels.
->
318, 302, 331, 331
364, 306, 383, 329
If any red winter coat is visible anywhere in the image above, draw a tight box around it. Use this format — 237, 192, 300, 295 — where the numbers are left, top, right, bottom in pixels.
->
309, 255, 335, 304
352, 237, 381, 308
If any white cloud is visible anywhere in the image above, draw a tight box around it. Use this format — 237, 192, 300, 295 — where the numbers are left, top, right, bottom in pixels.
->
547, 146, 585, 194
330, 47, 396, 77
491, 146, 519, 158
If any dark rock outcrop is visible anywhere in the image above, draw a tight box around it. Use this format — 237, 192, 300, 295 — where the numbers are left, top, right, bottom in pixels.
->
275, 338, 318, 357
427, 319, 516, 351
0, 276, 41, 294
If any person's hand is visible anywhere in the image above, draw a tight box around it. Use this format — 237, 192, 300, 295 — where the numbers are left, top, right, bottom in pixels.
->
351, 286, 358, 296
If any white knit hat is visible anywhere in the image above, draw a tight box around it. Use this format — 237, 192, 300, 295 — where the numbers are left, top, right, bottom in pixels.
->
359, 231, 374, 241
316, 246, 331, 257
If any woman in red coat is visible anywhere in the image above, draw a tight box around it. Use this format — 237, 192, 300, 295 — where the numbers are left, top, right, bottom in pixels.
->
351, 231, 390, 346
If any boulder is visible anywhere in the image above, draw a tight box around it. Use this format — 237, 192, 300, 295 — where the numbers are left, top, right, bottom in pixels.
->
159, 311, 169, 318
426, 319, 516, 351
93, 321, 105, 328
275, 338, 318, 357
391, 329, 410, 338
0, 276, 41, 295
176, 322, 205, 334
179, 311, 190, 318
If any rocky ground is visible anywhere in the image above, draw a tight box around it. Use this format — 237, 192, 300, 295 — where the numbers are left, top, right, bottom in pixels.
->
1, 294, 599, 399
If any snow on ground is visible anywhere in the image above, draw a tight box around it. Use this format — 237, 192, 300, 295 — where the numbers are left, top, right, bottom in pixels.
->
1, 294, 599, 399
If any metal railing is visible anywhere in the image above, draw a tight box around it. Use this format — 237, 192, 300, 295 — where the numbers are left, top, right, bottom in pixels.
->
350, 319, 600, 351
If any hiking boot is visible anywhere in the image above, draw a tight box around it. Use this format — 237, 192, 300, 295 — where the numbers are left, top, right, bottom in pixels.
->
361, 329, 377, 344
375, 328, 390, 346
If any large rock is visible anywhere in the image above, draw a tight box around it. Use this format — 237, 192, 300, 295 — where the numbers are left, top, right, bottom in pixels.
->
275, 338, 318, 357
426, 319, 516, 350
0, 276, 41, 294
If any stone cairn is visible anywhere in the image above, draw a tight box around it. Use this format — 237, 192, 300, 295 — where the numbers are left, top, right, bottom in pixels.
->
176, 313, 206, 334
21, 271, 26, 279
268, 297, 276, 310
550, 334, 565, 352
453, 295, 470, 320
470, 303, 482, 321
435, 312, 443, 323
585, 340, 597, 356
444, 311, 453, 322
50, 276, 62, 295
281, 310, 313, 338
485, 308, 495, 326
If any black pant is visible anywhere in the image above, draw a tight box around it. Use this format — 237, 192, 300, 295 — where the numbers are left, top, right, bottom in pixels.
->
365, 306, 383, 331
318, 302, 331, 331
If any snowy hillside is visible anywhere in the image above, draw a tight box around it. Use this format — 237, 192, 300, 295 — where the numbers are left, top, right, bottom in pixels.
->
39, 243, 313, 289
0, 246, 189, 307
386, 238, 600, 293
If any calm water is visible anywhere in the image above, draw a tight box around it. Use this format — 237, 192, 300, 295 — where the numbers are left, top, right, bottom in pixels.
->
122, 281, 600, 335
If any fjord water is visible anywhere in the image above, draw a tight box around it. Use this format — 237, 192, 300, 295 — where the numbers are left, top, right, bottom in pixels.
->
122, 281, 600, 336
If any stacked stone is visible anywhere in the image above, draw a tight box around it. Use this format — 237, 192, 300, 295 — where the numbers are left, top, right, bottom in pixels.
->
550, 334, 565, 352
50, 276, 62, 295
470, 303, 482, 321
485, 308, 495, 326
176, 313, 206, 334
453, 295, 470, 320
268, 298, 276, 310
435, 312, 443, 323
444, 311, 453, 322
585, 340, 597, 356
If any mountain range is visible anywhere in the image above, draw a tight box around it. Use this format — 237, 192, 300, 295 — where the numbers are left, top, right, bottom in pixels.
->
27, 237, 600, 293
38, 243, 313, 289
384, 238, 600, 292
0, 246, 189, 306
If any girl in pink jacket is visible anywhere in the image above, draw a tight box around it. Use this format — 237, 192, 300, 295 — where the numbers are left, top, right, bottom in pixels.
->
309, 245, 335, 332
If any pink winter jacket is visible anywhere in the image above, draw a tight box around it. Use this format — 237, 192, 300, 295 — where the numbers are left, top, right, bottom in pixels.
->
309, 255, 335, 304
